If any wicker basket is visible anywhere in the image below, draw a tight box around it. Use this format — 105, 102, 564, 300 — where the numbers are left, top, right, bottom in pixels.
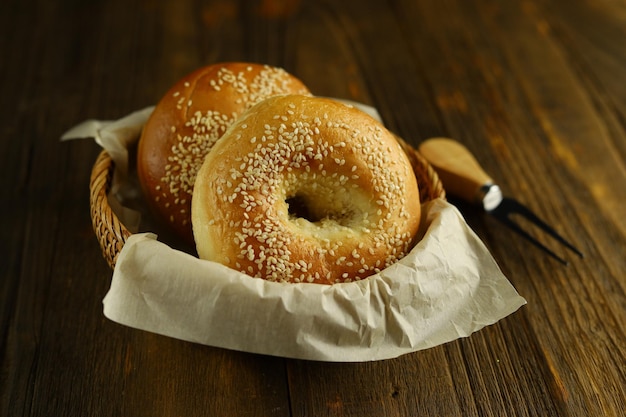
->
90, 136, 445, 269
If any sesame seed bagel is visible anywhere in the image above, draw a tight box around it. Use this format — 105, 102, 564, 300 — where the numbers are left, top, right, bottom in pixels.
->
137, 63, 311, 244
191, 95, 421, 284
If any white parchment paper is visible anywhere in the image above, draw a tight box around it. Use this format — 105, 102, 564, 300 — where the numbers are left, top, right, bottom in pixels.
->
63, 103, 526, 362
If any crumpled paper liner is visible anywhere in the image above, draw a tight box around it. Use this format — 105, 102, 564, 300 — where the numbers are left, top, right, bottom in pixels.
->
62, 102, 526, 362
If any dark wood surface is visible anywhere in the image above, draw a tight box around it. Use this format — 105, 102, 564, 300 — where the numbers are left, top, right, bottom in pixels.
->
2, 0, 625, 416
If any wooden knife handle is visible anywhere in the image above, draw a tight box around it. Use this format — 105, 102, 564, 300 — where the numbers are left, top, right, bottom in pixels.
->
418, 137, 494, 204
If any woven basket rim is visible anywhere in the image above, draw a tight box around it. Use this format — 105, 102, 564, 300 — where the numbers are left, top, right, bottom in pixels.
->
89, 138, 445, 269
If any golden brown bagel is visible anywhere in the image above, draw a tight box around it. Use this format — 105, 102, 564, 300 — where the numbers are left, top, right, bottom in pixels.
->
192, 95, 421, 284
137, 62, 311, 244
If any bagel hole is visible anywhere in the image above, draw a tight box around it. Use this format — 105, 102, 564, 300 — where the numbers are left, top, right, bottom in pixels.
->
286, 192, 356, 226
286, 195, 323, 223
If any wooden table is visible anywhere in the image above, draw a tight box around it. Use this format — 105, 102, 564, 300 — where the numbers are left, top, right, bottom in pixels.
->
2, 0, 625, 415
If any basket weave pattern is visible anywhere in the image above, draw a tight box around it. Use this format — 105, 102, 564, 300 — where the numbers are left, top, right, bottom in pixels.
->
90, 138, 445, 269
90, 151, 132, 268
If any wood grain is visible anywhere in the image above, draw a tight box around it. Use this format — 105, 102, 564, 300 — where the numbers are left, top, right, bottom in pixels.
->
1, 0, 624, 416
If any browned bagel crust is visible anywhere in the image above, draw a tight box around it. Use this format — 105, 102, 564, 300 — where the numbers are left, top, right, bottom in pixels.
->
137, 63, 311, 244
192, 95, 422, 284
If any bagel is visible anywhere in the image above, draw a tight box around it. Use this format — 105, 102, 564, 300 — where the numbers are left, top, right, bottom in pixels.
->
136, 62, 311, 244
192, 95, 421, 284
